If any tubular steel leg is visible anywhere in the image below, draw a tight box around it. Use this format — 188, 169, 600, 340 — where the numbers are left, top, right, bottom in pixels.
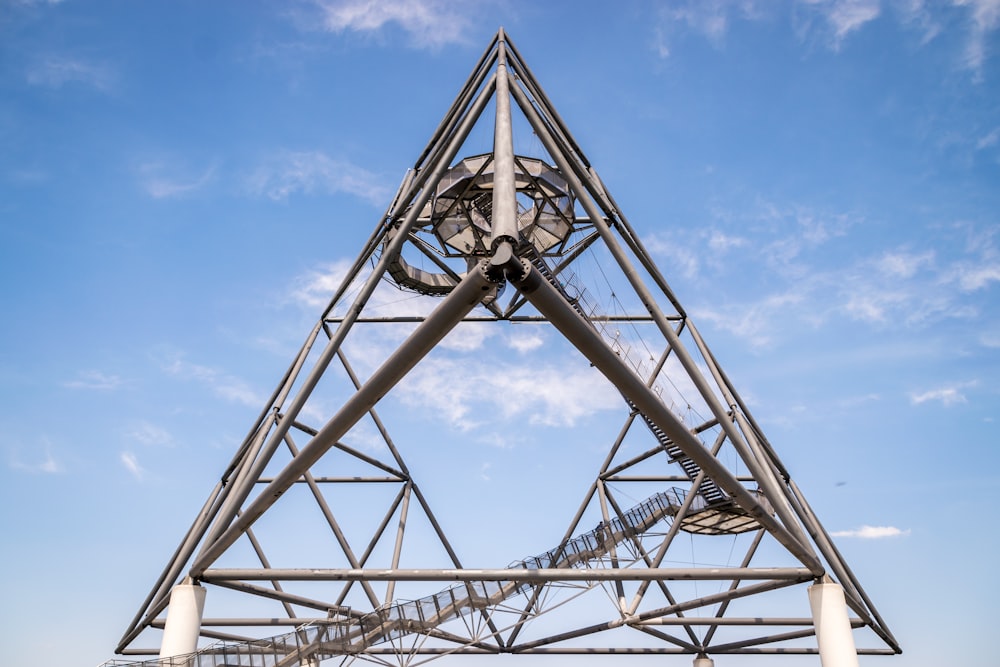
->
508, 78, 820, 568
191, 261, 496, 576
490, 39, 518, 248
510, 261, 824, 574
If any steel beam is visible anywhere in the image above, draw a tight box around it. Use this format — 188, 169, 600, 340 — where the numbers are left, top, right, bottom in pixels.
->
190, 261, 495, 576
490, 35, 518, 249
507, 76, 821, 572
200, 567, 813, 582
191, 70, 500, 576
509, 260, 825, 574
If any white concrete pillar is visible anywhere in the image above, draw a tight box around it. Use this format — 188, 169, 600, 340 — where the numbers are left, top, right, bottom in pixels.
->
159, 578, 206, 661
808, 577, 859, 667
693, 655, 715, 667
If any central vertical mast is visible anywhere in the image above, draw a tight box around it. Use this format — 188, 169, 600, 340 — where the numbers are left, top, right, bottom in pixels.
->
490, 30, 517, 252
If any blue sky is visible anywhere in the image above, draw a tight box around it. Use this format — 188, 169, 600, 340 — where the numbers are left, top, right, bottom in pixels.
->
1, 1, 998, 666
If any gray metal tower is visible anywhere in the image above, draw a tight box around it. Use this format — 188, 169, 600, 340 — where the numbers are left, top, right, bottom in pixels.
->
110, 30, 900, 667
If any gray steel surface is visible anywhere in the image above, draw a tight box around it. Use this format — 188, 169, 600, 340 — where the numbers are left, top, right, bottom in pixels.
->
108, 27, 899, 667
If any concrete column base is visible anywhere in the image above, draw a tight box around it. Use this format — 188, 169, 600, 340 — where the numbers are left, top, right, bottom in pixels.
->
808, 577, 860, 667
159, 578, 206, 660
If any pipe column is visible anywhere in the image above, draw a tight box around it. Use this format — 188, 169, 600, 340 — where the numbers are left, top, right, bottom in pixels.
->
490, 36, 518, 250
159, 577, 206, 660
693, 656, 715, 667
809, 577, 860, 667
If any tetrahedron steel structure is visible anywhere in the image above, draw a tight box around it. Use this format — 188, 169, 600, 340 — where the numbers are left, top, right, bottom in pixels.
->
113, 30, 900, 666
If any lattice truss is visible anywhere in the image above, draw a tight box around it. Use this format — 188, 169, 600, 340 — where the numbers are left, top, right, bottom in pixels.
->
112, 29, 900, 666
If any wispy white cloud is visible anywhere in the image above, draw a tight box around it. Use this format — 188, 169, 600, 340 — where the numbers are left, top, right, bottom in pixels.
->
652, 0, 998, 76
897, 0, 943, 44
290, 259, 440, 323
506, 330, 545, 353
247, 150, 389, 205
125, 421, 173, 448
341, 418, 390, 453
655, 199, 998, 340
842, 288, 910, 324
120, 451, 144, 480
980, 331, 1000, 347
9, 442, 63, 474
476, 432, 521, 450
800, 0, 882, 47
655, 0, 882, 56
26, 55, 114, 91
161, 355, 263, 407
948, 262, 1000, 290
397, 357, 621, 431
440, 322, 496, 351
291, 259, 358, 311
831, 524, 910, 538
10, 0, 66, 6
909, 381, 977, 405
953, 0, 1000, 75
876, 249, 935, 278
140, 161, 218, 199
5, 167, 49, 186
310, 0, 477, 49
694, 290, 806, 347
974, 126, 1000, 150
664, 1, 733, 45
838, 231, 1000, 326
62, 370, 125, 390
654, 0, 765, 56
835, 392, 881, 408
708, 230, 749, 252
642, 232, 701, 280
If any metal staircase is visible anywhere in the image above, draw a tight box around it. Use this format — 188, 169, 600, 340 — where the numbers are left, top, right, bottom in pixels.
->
526, 248, 730, 509
637, 410, 728, 505
103, 488, 709, 667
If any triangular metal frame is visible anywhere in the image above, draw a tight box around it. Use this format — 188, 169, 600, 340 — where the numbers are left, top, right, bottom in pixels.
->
113, 29, 900, 665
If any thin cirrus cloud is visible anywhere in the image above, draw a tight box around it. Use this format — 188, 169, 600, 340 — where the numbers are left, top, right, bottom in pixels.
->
62, 370, 125, 390
653, 0, 999, 75
120, 451, 144, 480
955, 0, 1000, 74
139, 152, 386, 203
25, 55, 114, 91
310, 0, 479, 48
830, 524, 910, 538
397, 357, 622, 431
161, 354, 263, 407
285, 258, 551, 372
246, 150, 390, 206
654, 0, 882, 55
140, 161, 218, 199
909, 381, 977, 406
9, 444, 63, 474
653, 198, 997, 342
124, 421, 173, 448
800, 0, 882, 46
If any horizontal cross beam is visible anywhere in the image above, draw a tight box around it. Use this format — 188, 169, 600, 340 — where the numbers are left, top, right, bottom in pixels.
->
200, 567, 813, 582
